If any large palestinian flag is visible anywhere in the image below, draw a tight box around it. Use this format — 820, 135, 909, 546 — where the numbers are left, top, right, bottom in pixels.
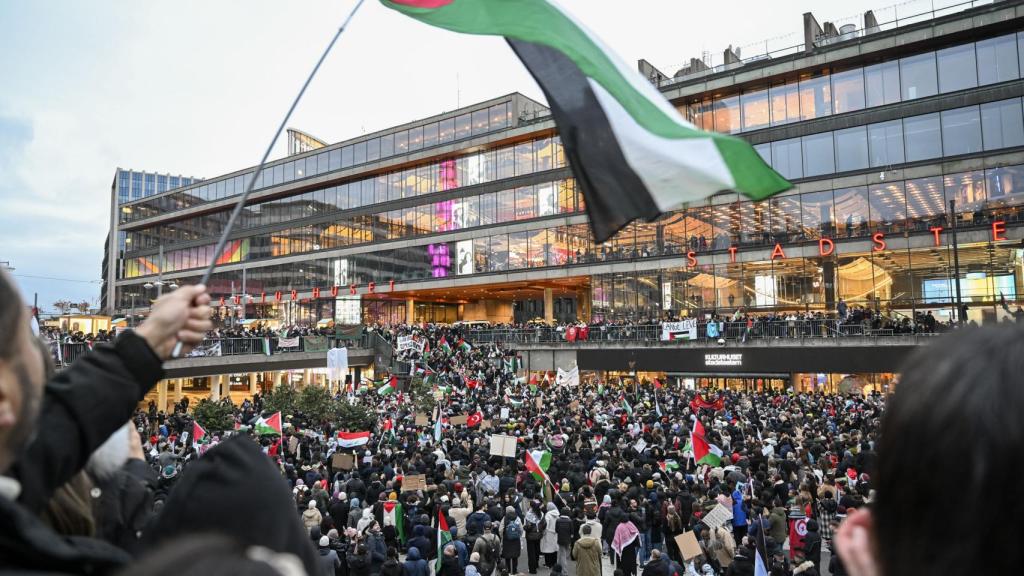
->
381, 0, 790, 242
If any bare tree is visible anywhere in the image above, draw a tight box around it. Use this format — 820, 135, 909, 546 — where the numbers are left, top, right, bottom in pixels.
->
75, 301, 91, 314
52, 300, 73, 315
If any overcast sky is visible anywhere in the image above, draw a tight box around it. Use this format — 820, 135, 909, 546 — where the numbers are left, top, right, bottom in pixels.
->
0, 0, 913, 311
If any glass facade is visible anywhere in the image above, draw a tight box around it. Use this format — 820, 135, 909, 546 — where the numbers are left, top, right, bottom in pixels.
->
754, 98, 1024, 177
115, 169, 197, 206
679, 33, 1024, 133
118, 101, 515, 219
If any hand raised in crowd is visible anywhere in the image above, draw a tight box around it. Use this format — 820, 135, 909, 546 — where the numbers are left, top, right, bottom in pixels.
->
135, 284, 212, 360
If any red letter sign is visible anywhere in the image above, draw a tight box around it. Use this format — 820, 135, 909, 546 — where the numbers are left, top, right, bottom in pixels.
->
686, 251, 697, 267
728, 246, 737, 263
312, 287, 321, 299
770, 243, 786, 260
331, 285, 339, 298
349, 284, 357, 295
929, 226, 943, 246
818, 238, 834, 257
993, 220, 1007, 241
389, 279, 395, 291
872, 232, 887, 252
368, 281, 376, 293
274, 291, 282, 302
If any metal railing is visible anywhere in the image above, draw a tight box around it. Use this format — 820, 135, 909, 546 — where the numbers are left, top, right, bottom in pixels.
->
48, 333, 371, 367
465, 319, 936, 346
651, 0, 993, 88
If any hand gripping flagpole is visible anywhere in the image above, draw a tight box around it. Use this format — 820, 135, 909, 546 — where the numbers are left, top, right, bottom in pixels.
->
171, 0, 367, 358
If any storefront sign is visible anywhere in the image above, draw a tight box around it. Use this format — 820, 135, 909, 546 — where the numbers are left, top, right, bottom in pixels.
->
704, 353, 743, 367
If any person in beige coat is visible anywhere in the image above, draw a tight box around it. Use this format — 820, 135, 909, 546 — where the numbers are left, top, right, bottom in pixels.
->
707, 524, 736, 568
572, 524, 603, 576
302, 499, 323, 534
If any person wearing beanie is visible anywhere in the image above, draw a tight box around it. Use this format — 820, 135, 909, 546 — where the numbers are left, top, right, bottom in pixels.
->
303, 499, 323, 534
348, 498, 363, 529
318, 534, 341, 575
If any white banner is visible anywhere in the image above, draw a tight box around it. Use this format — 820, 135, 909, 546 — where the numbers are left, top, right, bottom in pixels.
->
397, 335, 415, 351
661, 319, 698, 341
278, 337, 300, 348
556, 366, 580, 387
327, 347, 349, 381
188, 341, 222, 357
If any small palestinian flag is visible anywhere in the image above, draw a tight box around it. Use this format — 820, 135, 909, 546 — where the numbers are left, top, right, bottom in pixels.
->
262, 337, 272, 356
254, 411, 283, 436
381, 0, 790, 243
439, 337, 452, 355
691, 419, 723, 467
658, 459, 680, 473
525, 449, 552, 483
378, 375, 398, 396
457, 338, 472, 353
620, 395, 633, 417
192, 421, 207, 450
436, 510, 452, 571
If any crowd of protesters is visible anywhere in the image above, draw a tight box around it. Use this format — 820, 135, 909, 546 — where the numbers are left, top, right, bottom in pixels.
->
3, 268, 1024, 575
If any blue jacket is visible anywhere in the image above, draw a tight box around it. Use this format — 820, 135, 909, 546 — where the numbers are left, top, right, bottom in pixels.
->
731, 488, 748, 527
403, 547, 431, 576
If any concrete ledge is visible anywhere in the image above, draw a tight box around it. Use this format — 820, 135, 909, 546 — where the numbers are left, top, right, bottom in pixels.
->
162, 348, 375, 378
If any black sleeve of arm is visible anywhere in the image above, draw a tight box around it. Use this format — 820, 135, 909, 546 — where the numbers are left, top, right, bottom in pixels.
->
12, 331, 163, 513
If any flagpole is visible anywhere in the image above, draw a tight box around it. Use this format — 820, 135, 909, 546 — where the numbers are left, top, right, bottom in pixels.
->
170, 0, 368, 357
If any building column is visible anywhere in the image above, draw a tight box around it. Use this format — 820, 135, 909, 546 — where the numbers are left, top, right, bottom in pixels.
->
157, 380, 168, 413
174, 378, 183, 403
249, 372, 258, 396
406, 298, 415, 324
210, 376, 221, 401
275, 371, 284, 389
543, 288, 554, 325
577, 287, 592, 323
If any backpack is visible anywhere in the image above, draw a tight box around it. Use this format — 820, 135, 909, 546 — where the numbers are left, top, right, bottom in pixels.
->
525, 517, 543, 541
505, 519, 522, 540
484, 535, 500, 562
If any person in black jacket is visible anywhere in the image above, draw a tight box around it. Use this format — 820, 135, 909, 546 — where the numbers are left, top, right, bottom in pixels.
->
0, 278, 211, 574
438, 544, 465, 576
800, 519, 822, 574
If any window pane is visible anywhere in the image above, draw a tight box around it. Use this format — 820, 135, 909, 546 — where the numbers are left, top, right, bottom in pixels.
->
423, 123, 438, 148
394, 130, 409, 154
801, 189, 835, 239
366, 138, 380, 162
771, 137, 803, 179
834, 186, 870, 237
831, 68, 866, 114
380, 134, 394, 157
945, 170, 987, 212
407, 126, 423, 151
940, 106, 982, 156
868, 182, 907, 233
937, 44, 978, 93
328, 149, 341, 171
497, 190, 515, 222
986, 165, 1024, 206
865, 60, 901, 107
834, 126, 869, 172
981, 98, 1024, 150
438, 118, 455, 143
904, 176, 946, 229
471, 109, 489, 135
801, 132, 835, 177
341, 146, 353, 168
353, 141, 367, 165
455, 114, 471, 139
490, 104, 510, 130
868, 120, 905, 167
903, 113, 942, 161
712, 95, 740, 133
754, 143, 771, 165
798, 74, 832, 120
977, 34, 1019, 85
769, 81, 800, 126
740, 88, 770, 131
515, 142, 534, 175
900, 52, 938, 100
514, 186, 536, 220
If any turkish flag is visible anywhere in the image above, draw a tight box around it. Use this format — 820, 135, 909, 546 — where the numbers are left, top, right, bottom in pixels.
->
467, 412, 482, 428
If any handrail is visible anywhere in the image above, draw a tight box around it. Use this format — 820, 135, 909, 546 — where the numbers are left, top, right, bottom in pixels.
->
47, 333, 371, 368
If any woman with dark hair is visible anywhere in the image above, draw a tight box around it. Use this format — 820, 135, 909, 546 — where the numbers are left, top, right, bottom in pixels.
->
836, 323, 1024, 575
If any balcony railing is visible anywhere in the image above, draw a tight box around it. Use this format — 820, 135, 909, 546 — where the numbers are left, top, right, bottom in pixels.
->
47, 333, 370, 368
465, 319, 942, 346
